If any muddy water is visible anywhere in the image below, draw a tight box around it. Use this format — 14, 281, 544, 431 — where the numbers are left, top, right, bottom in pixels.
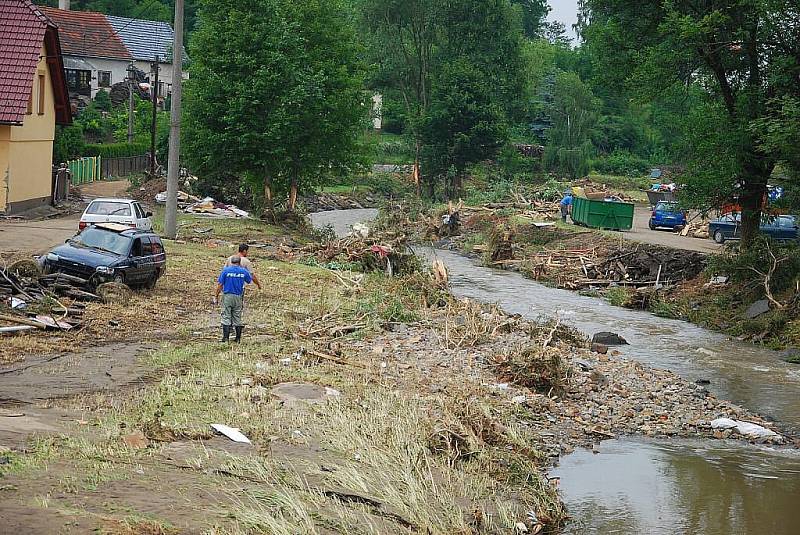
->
551, 438, 800, 535
310, 211, 800, 534
308, 208, 379, 238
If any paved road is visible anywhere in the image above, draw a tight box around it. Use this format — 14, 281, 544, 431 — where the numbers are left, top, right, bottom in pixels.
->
619, 206, 721, 254
0, 180, 130, 255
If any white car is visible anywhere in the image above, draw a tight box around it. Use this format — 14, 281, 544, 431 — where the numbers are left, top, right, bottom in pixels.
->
79, 198, 153, 231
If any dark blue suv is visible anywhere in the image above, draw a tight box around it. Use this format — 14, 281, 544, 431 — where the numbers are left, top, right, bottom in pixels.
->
709, 214, 799, 244
43, 224, 166, 289
649, 201, 687, 231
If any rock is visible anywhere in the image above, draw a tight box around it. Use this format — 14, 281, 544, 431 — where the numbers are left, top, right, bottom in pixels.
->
695, 379, 711, 385
574, 359, 594, 371
122, 430, 150, 449
782, 348, 800, 365
592, 332, 628, 346
589, 370, 609, 388
744, 299, 770, 319
591, 343, 608, 354
271, 382, 340, 406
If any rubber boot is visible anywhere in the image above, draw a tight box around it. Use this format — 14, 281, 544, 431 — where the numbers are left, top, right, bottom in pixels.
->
221, 325, 231, 342
234, 326, 243, 343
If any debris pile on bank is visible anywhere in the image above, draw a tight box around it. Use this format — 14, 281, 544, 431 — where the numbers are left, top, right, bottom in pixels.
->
304, 192, 380, 212
303, 230, 419, 275
0, 261, 99, 334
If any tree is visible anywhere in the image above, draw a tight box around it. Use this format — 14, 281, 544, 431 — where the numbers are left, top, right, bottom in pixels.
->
184, 0, 367, 213
544, 71, 598, 179
509, 0, 549, 39
358, 0, 440, 195
581, 0, 800, 246
421, 59, 507, 198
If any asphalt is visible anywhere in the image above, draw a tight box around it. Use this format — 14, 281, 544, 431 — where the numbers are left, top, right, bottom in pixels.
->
619, 206, 722, 254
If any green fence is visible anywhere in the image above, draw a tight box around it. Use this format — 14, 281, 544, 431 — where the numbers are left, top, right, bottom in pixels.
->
68, 156, 102, 185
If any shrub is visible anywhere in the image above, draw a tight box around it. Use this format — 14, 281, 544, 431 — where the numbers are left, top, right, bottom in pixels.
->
592, 150, 650, 177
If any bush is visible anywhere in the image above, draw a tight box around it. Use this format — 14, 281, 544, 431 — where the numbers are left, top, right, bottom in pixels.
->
83, 142, 149, 159
707, 237, 800, 297
592, 150, 650, 177
53, 124, 85, 164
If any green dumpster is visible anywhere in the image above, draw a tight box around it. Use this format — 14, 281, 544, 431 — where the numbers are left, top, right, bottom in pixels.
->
571, 196, 634, 231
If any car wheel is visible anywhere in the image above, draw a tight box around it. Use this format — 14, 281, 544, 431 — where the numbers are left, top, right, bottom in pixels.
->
145, 272, 158, 289
648, 219, 656, 230
713, 230, 725, 244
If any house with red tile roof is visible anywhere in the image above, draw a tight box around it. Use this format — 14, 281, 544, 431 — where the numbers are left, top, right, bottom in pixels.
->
1, 0, 71, 214
39, 5, 186, 102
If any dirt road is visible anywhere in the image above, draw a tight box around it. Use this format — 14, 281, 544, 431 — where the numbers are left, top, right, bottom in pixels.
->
0, 180, 130, 255
619, 206, 720, 254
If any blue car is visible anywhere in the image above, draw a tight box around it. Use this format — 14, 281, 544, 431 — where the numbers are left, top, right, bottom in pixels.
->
709, 214, 799, 244
649, 201, 687, 231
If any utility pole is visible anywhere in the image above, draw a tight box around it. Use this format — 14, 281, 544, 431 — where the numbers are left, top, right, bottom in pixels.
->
164, 0, 183, 239
150, 55, 159, 179
126, 62, 135, 143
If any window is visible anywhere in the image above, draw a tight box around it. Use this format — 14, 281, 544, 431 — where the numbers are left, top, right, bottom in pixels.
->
142, 238, 154, 256
86, 201, 131, 216
131, 238, 144, 257
37, 74, 45, 115
65, 69, 91, 96
133, 203, 145, 219
98, 71, 112, 88
71, 228, 132, 255
26, 90, 32, 115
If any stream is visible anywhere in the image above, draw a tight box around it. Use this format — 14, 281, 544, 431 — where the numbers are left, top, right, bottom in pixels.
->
311, 210, 800, 534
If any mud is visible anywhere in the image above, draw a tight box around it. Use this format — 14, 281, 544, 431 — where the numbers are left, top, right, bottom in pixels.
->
0, 342, 155, 406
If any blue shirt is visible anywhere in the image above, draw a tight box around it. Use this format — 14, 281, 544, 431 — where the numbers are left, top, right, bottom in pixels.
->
218, 265, 252, 295
560, 195, 573, 207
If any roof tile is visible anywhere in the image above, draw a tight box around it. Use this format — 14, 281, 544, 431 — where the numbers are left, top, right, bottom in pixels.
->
0, 0, 47, 125
39, 6, 132, 60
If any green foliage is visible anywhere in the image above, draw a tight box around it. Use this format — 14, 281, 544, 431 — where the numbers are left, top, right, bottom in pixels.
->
93, 90, 112, 112
543, 71, 597, 179
509, 0, 549, 38
707, 237, 800, 297
421, 59, 509, 197
592, 150, 650, 177
83, 142, 149, 159
185, 0, 368, 210
603, 286, 632, 308
582, 0, 800, 245
53, 124, 85, 164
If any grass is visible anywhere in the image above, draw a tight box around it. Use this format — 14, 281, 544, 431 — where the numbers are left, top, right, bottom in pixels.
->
1, 217, 566, 533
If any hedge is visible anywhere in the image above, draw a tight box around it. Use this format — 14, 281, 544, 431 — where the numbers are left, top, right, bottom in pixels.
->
83, 142, 149, 159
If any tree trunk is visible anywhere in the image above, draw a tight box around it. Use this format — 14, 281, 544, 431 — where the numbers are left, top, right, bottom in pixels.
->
263, 175, 275, 222
739, 176, 767, 248
413, 140, 421, 197
288, 175, 298, 212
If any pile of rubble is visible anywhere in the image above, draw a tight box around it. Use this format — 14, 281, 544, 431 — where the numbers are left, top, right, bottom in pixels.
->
304, 192, 380, 213
0, 261, 100, 334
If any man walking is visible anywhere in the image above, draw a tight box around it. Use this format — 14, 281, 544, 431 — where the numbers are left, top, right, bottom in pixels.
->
225, 244, 262, 289
215, 256, 253, 342
560, 191, 573, 223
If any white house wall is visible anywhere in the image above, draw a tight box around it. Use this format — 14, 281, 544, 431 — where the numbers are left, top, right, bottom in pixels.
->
65, 55, 183, 99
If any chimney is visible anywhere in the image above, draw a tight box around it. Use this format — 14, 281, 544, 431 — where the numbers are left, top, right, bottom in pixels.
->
58, 0, 70, 10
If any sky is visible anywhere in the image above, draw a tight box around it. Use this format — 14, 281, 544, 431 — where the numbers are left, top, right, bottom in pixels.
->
547, 0, 580, 42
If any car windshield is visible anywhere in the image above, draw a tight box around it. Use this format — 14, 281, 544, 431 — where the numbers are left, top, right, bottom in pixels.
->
70, 228, 132, 255
86, 201, 131, 216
